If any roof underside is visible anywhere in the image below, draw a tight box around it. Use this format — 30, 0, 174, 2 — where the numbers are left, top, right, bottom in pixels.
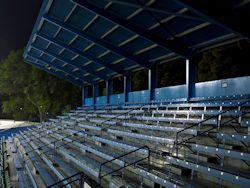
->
23, 0, 249, 86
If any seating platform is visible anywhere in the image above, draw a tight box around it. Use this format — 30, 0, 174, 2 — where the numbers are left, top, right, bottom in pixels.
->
1, 98, 250, 187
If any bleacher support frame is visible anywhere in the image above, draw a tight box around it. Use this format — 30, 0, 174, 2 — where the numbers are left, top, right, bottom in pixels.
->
175, 99, 250, 157
98, 145, 151, 186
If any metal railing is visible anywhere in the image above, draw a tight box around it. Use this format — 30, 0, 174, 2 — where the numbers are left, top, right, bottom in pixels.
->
19, 102, 150, 156
47, 171, 98, 188
98, 145, 150, 187
175, 99, 250, 157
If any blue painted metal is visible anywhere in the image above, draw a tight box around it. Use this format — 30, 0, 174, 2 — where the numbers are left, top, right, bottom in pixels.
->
110, 93, 125, 104
23, 0, 247, 102
128, 90, 150, 103
72, 0, 192, 58
149, 65, 157, 101
36, 32, 124, 75
173, 0, 248, 39
194, 76, 250, 98
82, 87, 85, 105
43, 14, 150, 69
109, 0, 205, 22
23, 0, 53, 59
31, 43, 108, 80
82, 76, 250, 104
27, 53, 91, 83
96, 96, 107, 105
106, 80, 112, 104
124, 75, 131, 103
25, 59, 83, 86
93, 84, 98, 105
85, 98, 93, 106
83, 86, 89, 106
186, 59, 197, 101
154, 85, 187, 101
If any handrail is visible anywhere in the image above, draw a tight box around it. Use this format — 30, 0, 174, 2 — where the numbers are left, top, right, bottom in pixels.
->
175, 99, 250, 156
21, 102, 150, 156
21, 102, 149, 144
17, 125, 63, 145
47, 171, 99, 188
178, 110, 250, 147
97, 102, 150, 130
98, 145, 150, 186
47, 171, 82, 188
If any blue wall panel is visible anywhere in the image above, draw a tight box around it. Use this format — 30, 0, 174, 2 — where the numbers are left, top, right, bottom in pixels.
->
82, 76, 250, 106
194, 76, 250, 98
110, 93, 125, 104
128, 90, 150, 102
85, 98, 93, 105
154, 85, 187, 101
96, 96, 107, 105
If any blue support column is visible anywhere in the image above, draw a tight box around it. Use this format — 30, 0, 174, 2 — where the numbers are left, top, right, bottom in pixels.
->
149, 65, 157, 101
82, 86, 89, 106
82, 87, 85, 106
186, 59, 197, 101
93, 84, 98, 106
106, 80, 113, 104
124, 75, 131, 103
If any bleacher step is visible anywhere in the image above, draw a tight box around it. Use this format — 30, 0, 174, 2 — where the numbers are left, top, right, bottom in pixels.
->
164, 164, 192, 176
188, 153, 218, 163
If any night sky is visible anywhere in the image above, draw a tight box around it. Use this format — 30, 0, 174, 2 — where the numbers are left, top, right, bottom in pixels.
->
0, 0, 42, 59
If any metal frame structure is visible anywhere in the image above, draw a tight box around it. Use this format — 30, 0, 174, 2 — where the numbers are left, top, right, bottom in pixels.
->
24, 0, 249, 104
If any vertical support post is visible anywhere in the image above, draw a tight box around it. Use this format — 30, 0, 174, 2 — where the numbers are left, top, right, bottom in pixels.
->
149, 65, 157, 101
93, 84, 98, 106
186, 59, 190, 101
186, 59, 197, 102
83, 86, 89, 106
79, 174, 83, 188
82, 87, 85, 106
106, 79, 113, 104
124, 75, 131, 103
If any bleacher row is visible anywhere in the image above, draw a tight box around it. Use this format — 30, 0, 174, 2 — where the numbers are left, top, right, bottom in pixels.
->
1, 97, 250, 188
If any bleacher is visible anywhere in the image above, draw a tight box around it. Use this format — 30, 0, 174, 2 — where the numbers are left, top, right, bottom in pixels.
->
0, 96, 249, 188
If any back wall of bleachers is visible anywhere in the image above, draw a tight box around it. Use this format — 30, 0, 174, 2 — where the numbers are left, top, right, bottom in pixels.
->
84, 76, 250, 105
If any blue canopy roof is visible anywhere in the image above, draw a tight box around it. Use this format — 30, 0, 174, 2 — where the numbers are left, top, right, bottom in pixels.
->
23, 0, 249, 86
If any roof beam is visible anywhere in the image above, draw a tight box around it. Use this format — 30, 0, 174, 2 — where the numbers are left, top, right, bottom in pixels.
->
43, 14, 151, 69
30, 44, 108, 80
173, 0, 249, 39
72, 0, 191, 58
25, 59, 84, 86
36, 32, 125, 75
110, 0, 205, 21
27, 53, 93, 84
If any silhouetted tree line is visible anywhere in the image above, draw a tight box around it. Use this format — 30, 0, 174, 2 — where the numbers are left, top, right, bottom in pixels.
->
0, 49, 81, 121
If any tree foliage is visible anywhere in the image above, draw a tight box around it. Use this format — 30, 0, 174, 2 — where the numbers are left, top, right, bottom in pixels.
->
157, 60, 186, 87
0, 49, 81, 121
198, 41, 250, 82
